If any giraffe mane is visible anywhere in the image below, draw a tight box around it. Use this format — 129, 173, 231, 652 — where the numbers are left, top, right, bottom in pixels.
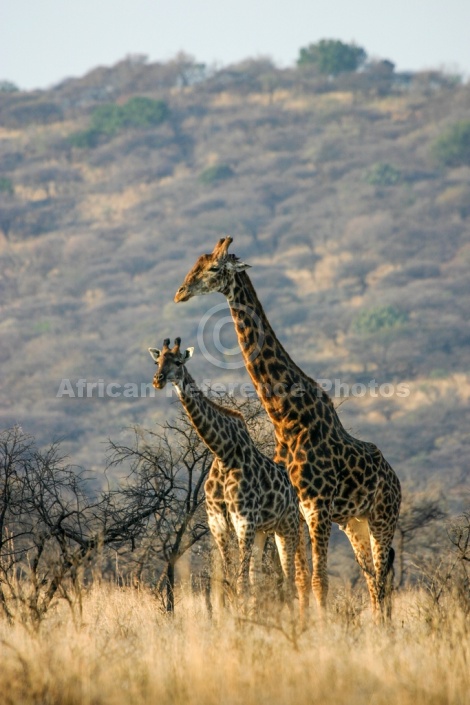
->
205, 396, 247, 424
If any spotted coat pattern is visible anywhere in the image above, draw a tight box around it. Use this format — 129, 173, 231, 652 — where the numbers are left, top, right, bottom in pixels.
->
174, 238, 402, 618
148, 338, 308, 611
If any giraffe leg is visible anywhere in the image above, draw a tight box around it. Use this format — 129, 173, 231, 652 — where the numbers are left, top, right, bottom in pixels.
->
368, 481, 400, 622
294, 519, 311, 626
233, 519, 256, 612
249, 531, 267, 608
207, 513, 234, 609
343, 517, 379, 614
369, 531, 396, 622
274, 530, 297, 613
306, 502, 332, 613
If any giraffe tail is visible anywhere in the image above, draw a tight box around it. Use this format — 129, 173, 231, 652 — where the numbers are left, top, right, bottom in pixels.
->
386, 546, 395, 576
383, 546, 396, 621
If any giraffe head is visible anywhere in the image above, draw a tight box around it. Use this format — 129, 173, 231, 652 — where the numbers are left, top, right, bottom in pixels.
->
174, 237, 250, 303
148, 337, 194, 389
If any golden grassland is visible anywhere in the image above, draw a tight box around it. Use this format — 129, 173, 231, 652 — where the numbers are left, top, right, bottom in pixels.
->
0, 583, 468, 705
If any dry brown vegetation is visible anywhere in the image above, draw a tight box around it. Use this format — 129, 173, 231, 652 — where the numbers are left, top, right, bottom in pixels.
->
0, 421, 468, 704
0, 583, 469, 705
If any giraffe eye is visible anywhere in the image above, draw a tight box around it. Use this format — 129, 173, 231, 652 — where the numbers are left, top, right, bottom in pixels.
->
174, 360, 181, 367
208, 266, 220, 272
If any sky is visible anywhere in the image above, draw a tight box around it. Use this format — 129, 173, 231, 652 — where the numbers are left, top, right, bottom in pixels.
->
1, 0, 469, 91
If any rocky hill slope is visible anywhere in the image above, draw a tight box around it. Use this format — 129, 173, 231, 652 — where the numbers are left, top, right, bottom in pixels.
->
1, 56, 469, 505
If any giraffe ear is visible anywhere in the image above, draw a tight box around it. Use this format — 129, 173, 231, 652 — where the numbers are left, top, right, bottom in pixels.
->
184, 347, 194, 360
226, 259, 251, 272
148, 348, 161, 363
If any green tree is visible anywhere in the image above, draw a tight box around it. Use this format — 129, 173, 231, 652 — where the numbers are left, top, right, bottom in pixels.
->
431, 121, 470, 168
297, 39, 366, 75
353, 305, 408, 335
0, 80, 19, 93
69, 97, 170, 148
90, 104, 125, 136
0, 177, 14, 195
350, 305, 410, 375
199, 164, 235, 186
121, 97, 170, 128
67, 128, 102, 149
365, 163, 402, 186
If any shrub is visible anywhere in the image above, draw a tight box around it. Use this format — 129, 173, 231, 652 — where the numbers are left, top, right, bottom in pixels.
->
0, 177, 13, 195
67, 128, 103, 149
365, 162, 402, 186
69, 97, 170, 148
199, 164, 235, 185
353, 305, 408, 335
0, 80, 19, 93
297, 39, 366, 75
431, 121, 470, 168
91, 103, 126, 136
91, 98, 170, 134
121, 97, 170, 128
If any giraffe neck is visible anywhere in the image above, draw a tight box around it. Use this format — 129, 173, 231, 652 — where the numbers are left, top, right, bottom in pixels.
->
225, 270, 323, 424
173, 367, 246, 463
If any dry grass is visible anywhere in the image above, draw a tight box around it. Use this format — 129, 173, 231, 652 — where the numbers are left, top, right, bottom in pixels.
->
0, 583, 468, 705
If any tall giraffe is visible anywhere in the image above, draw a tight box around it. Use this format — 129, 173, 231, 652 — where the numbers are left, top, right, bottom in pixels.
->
174, 238, 401, 619
148, 337, 308, 614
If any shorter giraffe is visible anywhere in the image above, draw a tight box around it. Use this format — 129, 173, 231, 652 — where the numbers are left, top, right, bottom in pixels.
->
149, 337, 306, 613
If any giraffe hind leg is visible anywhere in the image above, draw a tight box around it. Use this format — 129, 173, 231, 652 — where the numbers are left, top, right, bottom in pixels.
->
294, 520, 311, 626
273, 531, 297, 611
370, 533, 396, 622
343, 517, 379, 614
207, 513, 234, 610
249, 531, 268, 608
232, 520, 256, 614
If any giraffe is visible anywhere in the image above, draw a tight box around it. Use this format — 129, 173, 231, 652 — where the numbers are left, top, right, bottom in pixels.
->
174, 237, 402, 620
148, 337, 309, 615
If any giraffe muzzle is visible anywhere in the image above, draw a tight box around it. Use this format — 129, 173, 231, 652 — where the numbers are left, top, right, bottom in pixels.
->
153, 373, 167, 389
174, 287, 191, 303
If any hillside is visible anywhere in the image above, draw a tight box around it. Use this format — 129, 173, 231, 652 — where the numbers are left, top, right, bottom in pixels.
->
1, 54, 469, 503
